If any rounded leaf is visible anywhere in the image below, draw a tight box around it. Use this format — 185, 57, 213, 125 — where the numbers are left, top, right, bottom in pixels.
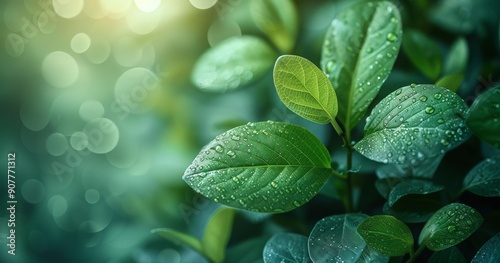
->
357, 215, 413, 257
418, 203, 483, 251
402, 29, 442, 80
471, 233, 500, 263
274, 55, 338, 124
429, 247, 466, 263
388, 179, 444, 207
466, 86, 500, 148
463, 156, 500, 197
183, 121, 332, 213
354, 84, 470, 165
192, 36, 277, 92
263, 233, 312, 263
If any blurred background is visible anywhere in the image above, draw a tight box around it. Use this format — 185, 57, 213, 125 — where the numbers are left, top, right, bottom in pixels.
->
0, 0, 499, 262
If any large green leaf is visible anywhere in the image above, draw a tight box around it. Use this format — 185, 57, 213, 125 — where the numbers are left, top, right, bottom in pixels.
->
357, 215, 413, 256
203, 207, 235, 263
354, 84, 470, 165
443, 38, 468, 75
463, 156, 500, 197
429, 247, 467, 263
273, 55, 338, 124
418, 203, 483, 251
388, 179, 444, 207
263, 233, 312, 263
466, 86, 500, 148
308, 214, 389, 263
402, 29, 442, 80
251, 0, 297, 53
471, 233, 500, 263
191, 36, 277, 92
321, 0, 402, 131
183, 121, 332, 213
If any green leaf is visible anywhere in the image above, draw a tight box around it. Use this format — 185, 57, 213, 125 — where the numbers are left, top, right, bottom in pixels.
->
357, 215, 413, 257
152, 228, 203, 255
263, 233, 312, 263
308, 214, 389, 263
191, 36, 277, 92
388, 179, 444, 207
418, 203, 483, 251
321, 0, 402, 131
383, 199, 441, 224
466, 86, 500, 148
226, 236, 268, 263
428, 247, 467, 263
376, 155, 444, 179
202, 207, 235, 263
183, 121, 332, 213
435, 73, 464, 93
463, 156, 500, 197
471, 233, 500, 263
273, 55, 338, 124
251, 0, 297, 53
354, 84, 470, 165
443, 38, 468, 75
402, 29, 442, 80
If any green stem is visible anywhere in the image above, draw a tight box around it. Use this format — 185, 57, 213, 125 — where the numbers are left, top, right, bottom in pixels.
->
331, 119, 354, 212
406, 242, 427, 263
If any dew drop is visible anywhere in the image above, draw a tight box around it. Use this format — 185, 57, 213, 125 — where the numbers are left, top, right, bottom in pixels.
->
238, 199, 246, 207
215, 145, 224, 153
437, 118, 445, 124
386, 32, 397, 42
447, 225, 456, 232
293, 201, 301, 207
231, 135, 240, 141
271, 182, 278, 189
226, 150, 236, 157
326, 60, 335, 72
410, 83, 416, 88
395, 88, 403, 95
425, 106, 435, 114
434, 93, 442, 100
419, 95, 428, 102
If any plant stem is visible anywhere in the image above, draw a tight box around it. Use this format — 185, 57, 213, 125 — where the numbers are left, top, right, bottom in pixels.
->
331, 119, 354, 212
406, 242, 427, 263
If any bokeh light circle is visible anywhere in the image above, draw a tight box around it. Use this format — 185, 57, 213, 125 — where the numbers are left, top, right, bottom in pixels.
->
207, 19, 242, 47
158, 249, 181, 263
46, 133, 68, 156
85, 189, 100, 204
134, 0, 162, 12
112, 37, 143, 67
71, 33, 91, 53
189, 0, 217, 9
19, 98, 52, 131
79, 100, 105, 121
53, 0, 84, 19
85, 39, 110, 64
70, 131, 89, 150
114, 67, 160, 114
84, 118, 119, 154
22, 179, 46, 204
48, 195, 68, 217
42, 51, 79, 88
127, 9, 160, 35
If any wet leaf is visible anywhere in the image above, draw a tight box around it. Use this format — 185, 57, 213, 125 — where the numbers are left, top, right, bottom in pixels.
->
183, 121, 331, 213
466, 85, 500, 148
202, 207, 235, 263
263, 233, 312, 263
321, 0, 402, 131
418, 203, 483, 251
463, 156, 500, 197
357, 215, 413, 256
471, 233, 500, 263
402, 29, 442, 80
429, 246, 466, 263
354, 84, 470, 165
388, 179, 444, 207
273, 55, 338, 124
308, 214, 389, 263
376, 155, 445, 179
192, 36, 277, 92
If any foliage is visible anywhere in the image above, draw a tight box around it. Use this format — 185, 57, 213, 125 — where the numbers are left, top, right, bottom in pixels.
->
156, 0, 500, 262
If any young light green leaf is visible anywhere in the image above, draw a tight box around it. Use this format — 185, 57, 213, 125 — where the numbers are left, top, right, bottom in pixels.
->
192, 36, 277, 92
321, 1, 402, 131
429, 247, 467, 263
403, 29, 442, 80
463, 156, 500, 197
354, 84, 470, 165
202, 207, 235, 263
466, 85, 500, 148
152, 228, 203, 255
388, 179, 444, 207
183, 121, 332, 213
443, 38, 468, 75
251, 0, 297, 53
357, 215, 413, 257
308, 214, 389, 263
418, 203, 483, 251
263, 233, 312, 263
471, 233, 500, 263
273, 55, 338, 124
435, 73, 464, 93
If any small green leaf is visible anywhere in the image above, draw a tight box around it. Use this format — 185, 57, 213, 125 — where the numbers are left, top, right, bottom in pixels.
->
418, 203, 483, 251
354, 84, 470, 165
263, 233, 312, 263
443, 38, 468, 75
251, 0, 297, 53
191, 36, 277, 92
152, 228, 203, 255
357, 215, 413, 257
471, 233, 500, 263
202, 207, 235, 263
466, 85, 500, 148
321, 0, 402, 131
388, 179, 444, 207
435, 73, 464, 93
463, 156, 500, 197
429, 247, 467, 263
403, 29, 442, 80
226, 236, 268, 263
273, 55, 338, 124
183, 121, 331, 213
383, 199, 441, 224
308, 214, 389, 263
